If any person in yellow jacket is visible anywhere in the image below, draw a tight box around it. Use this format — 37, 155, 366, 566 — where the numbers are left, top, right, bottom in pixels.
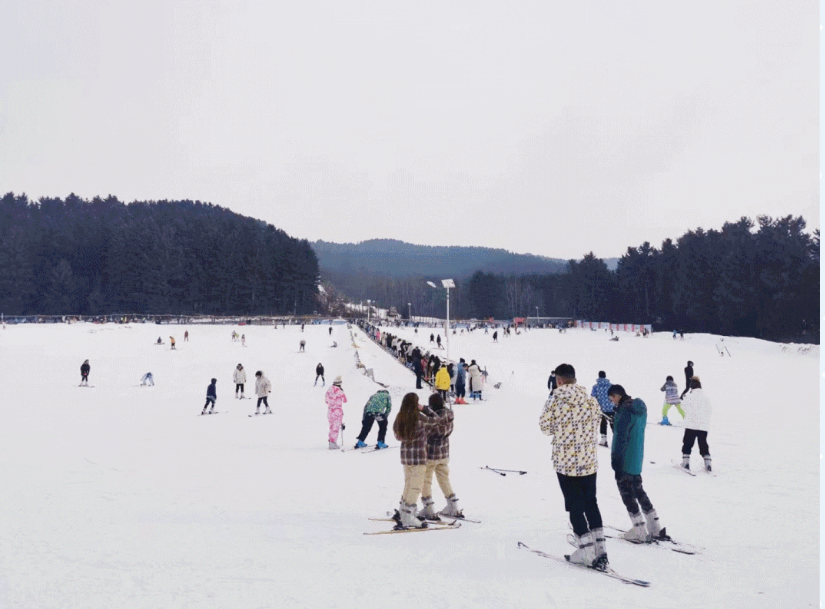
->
435, 364, 451, 404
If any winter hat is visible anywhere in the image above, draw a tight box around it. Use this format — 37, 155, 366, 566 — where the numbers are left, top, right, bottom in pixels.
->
333, 376, 343, 385
255, 371, 262, 377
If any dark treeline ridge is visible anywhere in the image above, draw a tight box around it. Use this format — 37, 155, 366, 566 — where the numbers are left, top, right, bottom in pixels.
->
338, 217, 819, 343
0, 193, 319, 316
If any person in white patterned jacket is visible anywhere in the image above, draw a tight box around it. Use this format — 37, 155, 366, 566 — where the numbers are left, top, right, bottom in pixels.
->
539, 363, 608, 570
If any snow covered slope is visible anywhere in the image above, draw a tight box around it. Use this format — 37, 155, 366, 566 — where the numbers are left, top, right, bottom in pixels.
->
0, 322, 817, 608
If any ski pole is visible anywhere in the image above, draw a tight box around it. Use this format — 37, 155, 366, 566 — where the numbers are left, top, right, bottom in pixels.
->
480, 466, 506, 476
484, 466, 527, 475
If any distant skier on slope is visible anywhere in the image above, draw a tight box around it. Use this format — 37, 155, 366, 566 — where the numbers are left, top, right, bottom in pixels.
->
315, 363, 325, 386
679, 377, 712, 472
233, 364, 246, 398
201, 378, 217, 415
80, 360, 90, 386
354, 389, 392, 449
254, 371, 272, 415
659, 376, 685, 425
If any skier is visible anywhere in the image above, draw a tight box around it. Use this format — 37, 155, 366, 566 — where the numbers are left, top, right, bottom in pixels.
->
325, 376, 347, 449
418, 393, 461, 521
608, 384, 666, 544
455, 361, 468, 404
233, 364, 246, 398
201, 378, 217, 415
184, 330, 189, 342
467, 360, 483, 401
392, 392, 452, 528
241, 334, 246, 347
254, 371, 272, 414
659, 376, 685, 425
354, 389, 392, 449
156, 337, 162, 345
299, 339, 306, 352
590, 371, 614, 447
680, 377, 712, 472
435, 363, 451, 403
315, 363, 325, 386
436, 334, 442, 349
80, 360, 90, 386
539, 363, 606, 569
169, 336, 176, 350
140, 372, 154, 386
492, 331, 498, 342
413, 351, 424, 389
329, 326, 333, 335
680, 361, 694, 399
547, 370, 557, 396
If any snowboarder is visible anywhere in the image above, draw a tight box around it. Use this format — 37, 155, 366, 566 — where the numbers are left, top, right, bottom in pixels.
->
418, 392, 461, 521
254, 371, 272, 414
680, 361, 694, 399
315, 363, 325, 386
299, 339, 306, 352
539, 363, 606, 569
354, 389, 392, 449
156, 337, 163, 345
202, 378, 217, 414
140, 372, 154, 386
659, 376, 685, 424
80, 360, 90, 386
392, 392, 452, 528
608, 384, 666, 544
233, 364, 246, 398
591, 371, 614, 447
680, 377, 712, 472
325, 376, 347, 449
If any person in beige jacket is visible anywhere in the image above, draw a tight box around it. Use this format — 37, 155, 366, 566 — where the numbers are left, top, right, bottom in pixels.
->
539, 363, 607, 570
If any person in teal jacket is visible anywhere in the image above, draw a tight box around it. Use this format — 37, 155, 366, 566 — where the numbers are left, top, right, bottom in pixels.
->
608, 384, 668, 543
354, 389, 392, 449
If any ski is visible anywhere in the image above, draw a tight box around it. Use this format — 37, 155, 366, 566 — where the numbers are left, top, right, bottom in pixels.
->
432, 515, 481, 524
671, 459, 697, 476
199, 411, 225, 416
364, 522, 461, 535
604, 534, 697, 555
517, 542, 650, 587
361, 445, 397, 453
341, 445, 372, 452
605, 526, 702, 553
248, 412, 274, 417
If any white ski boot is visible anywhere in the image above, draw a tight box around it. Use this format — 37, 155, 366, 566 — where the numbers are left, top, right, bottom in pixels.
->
622, 512, 651, 543
567, 531, 596, 566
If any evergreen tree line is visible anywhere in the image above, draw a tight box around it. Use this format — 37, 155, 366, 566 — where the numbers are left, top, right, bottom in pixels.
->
0, 193, 320, 316
369, 216, 817, 342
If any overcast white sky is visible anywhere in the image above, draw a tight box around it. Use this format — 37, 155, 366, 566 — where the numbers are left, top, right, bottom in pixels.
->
0, 1, 818, 259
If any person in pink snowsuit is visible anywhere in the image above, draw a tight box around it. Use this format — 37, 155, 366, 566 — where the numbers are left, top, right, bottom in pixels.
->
325, 376, 348, 449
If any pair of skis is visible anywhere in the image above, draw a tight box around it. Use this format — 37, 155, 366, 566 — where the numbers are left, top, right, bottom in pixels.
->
517, 542, 650, 587
603, 525, 702, 555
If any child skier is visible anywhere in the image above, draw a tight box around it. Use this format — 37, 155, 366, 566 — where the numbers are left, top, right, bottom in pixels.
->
234, 364, 246, 398
254, 371, 272, 414
80, 360, 90, 386
659, 376, 685, 425
325, 376, 347, 449
202, 378, 217, 414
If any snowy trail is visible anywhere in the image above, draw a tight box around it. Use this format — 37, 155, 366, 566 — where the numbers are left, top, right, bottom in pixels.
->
0, 322, 817, 608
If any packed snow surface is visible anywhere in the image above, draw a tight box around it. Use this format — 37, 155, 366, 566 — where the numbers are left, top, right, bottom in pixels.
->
0, 322, 818, 608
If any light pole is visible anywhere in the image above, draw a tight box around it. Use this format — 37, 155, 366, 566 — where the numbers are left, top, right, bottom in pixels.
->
408, 303, 411, 323
427, 279, 455, 362
367, 299, 371, 324
536, 306, 539, 328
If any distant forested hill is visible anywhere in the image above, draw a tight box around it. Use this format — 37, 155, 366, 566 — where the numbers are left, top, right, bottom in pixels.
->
311, 239, 573, 277
0, 193, 319, 316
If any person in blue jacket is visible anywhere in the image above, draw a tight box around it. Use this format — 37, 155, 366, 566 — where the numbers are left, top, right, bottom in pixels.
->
608, 384, 667, 543
590, 371, 613, 447
201, 378, 217, 415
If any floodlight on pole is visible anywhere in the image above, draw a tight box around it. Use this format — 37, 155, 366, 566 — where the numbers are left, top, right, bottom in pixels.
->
426, 278, 455, 362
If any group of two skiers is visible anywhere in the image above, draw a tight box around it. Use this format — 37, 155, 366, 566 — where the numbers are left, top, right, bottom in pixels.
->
540, 360, 712, 571
200, 365, 271, 415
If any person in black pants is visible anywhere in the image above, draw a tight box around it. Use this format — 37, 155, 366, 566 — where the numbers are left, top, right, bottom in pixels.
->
680, 361, 694, 399
80, 360, 91, 386
315, 363, 325, 386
